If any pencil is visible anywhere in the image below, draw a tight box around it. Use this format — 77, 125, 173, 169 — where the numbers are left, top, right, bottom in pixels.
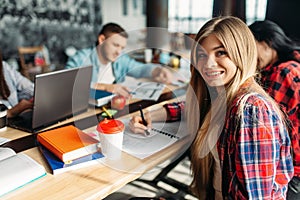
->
102, 106, 113, 119
139, 105, 150, 135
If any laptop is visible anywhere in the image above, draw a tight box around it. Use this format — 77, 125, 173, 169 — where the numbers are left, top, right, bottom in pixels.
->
8, 65, 92, 133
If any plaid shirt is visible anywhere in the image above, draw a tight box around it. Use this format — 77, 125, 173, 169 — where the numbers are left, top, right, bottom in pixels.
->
218, 92, 294, 199
164, 83, 293, 199
260, 60, 300, 177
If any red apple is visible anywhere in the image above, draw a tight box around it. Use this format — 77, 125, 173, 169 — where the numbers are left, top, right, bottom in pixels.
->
111, 95, 126, 110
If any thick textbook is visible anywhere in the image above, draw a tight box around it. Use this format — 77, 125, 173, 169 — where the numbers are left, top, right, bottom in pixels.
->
122, 120, 187, 159
39, 144, 104, 175
89, 88, 115, 107
0, 147, 46, 197
37, 125, 99, 162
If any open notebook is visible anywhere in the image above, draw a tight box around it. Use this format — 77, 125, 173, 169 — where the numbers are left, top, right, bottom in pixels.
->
121, 119, 188, 159
0, 147, 46, 197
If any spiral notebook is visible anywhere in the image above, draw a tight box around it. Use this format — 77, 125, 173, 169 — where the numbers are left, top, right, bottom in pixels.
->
122, 120, 186, 159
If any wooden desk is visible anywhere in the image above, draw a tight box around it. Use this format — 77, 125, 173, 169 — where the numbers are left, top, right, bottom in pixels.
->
2, 124, 191, 200
0, 85, 188, 200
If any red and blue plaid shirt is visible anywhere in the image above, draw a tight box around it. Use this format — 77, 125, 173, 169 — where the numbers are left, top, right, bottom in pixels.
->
260, 59, 300, 177
218, 92, 293, 199
164, 85, 293, 199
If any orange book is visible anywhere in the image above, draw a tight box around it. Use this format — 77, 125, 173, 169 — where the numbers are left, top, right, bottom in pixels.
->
37, 125, 99, 163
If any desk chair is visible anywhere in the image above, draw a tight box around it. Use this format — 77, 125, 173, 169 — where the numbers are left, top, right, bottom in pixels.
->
18, 45, 50, 81
129, 149, 196, 199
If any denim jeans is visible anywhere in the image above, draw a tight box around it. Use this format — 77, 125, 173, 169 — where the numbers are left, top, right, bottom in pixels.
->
287, 176, 300, 200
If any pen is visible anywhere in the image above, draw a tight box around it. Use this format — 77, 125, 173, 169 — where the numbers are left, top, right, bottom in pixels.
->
102, 107, 113, 119
139, 105, 150, 136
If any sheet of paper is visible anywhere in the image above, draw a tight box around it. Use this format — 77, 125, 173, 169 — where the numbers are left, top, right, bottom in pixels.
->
122, 77, 165, 101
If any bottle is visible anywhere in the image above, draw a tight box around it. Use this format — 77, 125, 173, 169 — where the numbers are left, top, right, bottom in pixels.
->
42, 45, 50, 65
159, 51, 170, 65
170, 55, 180, 69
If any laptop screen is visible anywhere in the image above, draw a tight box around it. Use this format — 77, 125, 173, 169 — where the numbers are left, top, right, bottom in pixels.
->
32, 66, 92, 129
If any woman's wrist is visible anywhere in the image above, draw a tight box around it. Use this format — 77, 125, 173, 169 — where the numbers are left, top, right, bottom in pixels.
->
146, 107, 168, 122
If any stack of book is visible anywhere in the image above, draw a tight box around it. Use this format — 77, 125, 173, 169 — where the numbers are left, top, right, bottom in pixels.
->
37, 125, 104, 175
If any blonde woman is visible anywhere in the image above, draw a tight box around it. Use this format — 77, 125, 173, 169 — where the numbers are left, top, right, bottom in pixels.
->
129, 16, 293, 199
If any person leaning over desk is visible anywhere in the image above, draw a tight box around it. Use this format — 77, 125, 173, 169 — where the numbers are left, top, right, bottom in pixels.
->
65, 22, 173, 98
129, 16, 294, 199
249, 20, 300, 200
0, 51, 34, 118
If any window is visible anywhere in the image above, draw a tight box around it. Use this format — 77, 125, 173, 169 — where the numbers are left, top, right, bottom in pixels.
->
169, 0, 268, 33
168, 0, 213, 33
246, 0, 268, 24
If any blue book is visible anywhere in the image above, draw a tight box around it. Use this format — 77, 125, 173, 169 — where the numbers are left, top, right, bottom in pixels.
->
38, 144, 104, 175
89, 89, 115, 107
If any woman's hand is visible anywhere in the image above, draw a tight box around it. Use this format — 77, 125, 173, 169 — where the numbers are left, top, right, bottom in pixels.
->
129, 106, 168, 134
129, 111, 152, 135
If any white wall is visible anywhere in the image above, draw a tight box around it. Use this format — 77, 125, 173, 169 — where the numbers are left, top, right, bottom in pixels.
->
101, 0, 146, 32
101, 0, 147, 50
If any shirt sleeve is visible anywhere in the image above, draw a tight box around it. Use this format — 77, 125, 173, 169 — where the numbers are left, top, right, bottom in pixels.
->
4, 62, 34, 101
115, 54, 156, 79
235, 96, 293, 199
267, 62, 299, 116
65, 48, 93, 69
65, 54, 81, 69
163, 101, 185, 122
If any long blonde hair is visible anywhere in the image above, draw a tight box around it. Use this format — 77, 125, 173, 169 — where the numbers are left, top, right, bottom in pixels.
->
186, 16, 260, 198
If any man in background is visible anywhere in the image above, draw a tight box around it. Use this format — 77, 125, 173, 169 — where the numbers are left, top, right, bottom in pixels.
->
65, 22, 173, 97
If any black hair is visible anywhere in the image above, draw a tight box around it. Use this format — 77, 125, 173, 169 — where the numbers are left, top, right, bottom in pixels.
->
249, 20, 300, 63
95, 23, 128, 46
0, 51, 10, 100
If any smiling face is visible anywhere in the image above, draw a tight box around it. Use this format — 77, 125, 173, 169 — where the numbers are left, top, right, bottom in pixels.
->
196, 34, 237, 88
